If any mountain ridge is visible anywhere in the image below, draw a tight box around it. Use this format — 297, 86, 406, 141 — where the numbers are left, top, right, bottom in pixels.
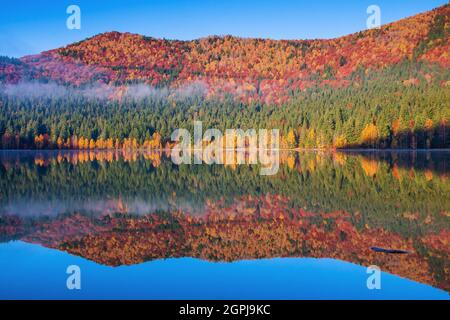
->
1, 4, 448, 104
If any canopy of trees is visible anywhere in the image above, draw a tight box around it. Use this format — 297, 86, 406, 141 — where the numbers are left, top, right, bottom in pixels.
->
0, 59, 448, 150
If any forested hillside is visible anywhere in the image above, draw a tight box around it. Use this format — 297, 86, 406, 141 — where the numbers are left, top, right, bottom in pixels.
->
0, 4, 449, 149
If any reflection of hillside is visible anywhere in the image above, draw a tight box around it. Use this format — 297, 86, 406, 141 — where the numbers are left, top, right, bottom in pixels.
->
0, 150, 448, 291
1, 149, 449, 178
1, 151, 449, 236
1, 194, 448, 291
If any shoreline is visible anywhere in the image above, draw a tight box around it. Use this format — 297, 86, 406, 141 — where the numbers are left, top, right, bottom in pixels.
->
0, 148, 449, 152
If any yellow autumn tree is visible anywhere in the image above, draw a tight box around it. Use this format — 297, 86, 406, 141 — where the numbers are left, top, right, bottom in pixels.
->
150, 132, 162, 149
360, 123, 379, 145
333, 135, 347, 149
89, 139, 96, 150
286, 154, 296, 169
56, 137, 64, 149
286, 129, 297, 149
360, 158, 379, 177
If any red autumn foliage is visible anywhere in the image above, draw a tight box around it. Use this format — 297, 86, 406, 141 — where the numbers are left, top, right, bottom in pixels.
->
1, 5, 448, 104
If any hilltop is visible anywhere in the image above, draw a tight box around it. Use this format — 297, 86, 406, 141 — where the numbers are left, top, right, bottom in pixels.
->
1, 4, 448, 104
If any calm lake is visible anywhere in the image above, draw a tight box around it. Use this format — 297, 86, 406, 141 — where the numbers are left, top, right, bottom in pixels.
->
0, 150, 449, 299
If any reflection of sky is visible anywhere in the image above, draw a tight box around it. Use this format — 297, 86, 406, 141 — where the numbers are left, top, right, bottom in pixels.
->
0, 242, 447, 300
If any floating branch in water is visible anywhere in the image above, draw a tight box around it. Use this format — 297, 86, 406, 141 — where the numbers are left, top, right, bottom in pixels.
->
370, 247, 410, 254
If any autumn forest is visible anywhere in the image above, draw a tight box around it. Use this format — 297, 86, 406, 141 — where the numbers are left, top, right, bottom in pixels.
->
0, 4, 449, 150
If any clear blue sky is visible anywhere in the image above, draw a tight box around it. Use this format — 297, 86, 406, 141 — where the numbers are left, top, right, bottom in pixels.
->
0, 0, 447, 57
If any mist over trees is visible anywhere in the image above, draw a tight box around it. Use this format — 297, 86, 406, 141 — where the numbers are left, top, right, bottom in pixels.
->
0, 60, 449, 150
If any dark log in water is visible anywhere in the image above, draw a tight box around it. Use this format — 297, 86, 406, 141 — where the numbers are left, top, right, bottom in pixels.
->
370, 247, 410, 254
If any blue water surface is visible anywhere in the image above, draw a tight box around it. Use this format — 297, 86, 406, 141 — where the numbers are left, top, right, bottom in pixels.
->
0, 241, 448, 300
